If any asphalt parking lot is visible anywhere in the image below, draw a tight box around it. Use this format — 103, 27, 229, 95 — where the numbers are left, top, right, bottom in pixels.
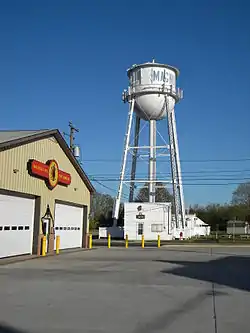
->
1, 245, 250, 333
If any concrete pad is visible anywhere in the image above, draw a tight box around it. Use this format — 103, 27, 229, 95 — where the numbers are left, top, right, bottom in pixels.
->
0, 246, 250, 333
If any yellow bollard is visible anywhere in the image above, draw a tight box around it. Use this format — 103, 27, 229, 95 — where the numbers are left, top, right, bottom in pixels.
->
125, 234, 128, 248
42, 236, 46, 256
89, 234, 92, 249
56, 235, 60, 254
141, 234, 145, 248
157, 234, 161, 248
108, 233, 111, 248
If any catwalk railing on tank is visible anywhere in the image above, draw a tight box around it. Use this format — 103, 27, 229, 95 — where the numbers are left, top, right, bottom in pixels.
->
122, 85, 183, 103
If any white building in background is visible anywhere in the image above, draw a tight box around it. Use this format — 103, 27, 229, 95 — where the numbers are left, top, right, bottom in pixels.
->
124, 202, 172, 241
184, 214, 211, 238
226, 220, 249, 235
99, 203, 211, 240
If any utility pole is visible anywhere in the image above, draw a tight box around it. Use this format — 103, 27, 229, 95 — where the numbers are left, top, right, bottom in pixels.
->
63, 121, 79, 152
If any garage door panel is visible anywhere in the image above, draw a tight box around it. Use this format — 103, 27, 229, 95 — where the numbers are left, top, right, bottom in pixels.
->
0, 194, 35, 258
54, 203, 83, 250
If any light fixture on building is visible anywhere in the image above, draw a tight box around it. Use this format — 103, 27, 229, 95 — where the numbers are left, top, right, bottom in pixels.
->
41, 205, 54, 236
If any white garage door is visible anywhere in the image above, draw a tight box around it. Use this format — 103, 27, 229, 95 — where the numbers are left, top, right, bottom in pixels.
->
54, 203, 84, 249
0, 194, 35, 258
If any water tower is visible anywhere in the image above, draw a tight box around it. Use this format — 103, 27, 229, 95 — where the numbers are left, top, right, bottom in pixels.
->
112, 59, 185, 230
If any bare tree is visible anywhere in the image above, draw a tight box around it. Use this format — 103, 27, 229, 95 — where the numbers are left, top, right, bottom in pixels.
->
134, 182, 173, 203
232, 182, 250, 206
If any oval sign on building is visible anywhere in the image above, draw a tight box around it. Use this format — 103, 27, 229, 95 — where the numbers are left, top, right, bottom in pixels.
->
27, 159, 71, 190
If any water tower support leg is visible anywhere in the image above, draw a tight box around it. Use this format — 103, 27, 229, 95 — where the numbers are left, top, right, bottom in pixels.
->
129, 115, 141, 202
167, 109, 178, 228
167, 100, 185, 229
112, 99, 135, 225
171, 108, 185, 229
149, 120, 156, 203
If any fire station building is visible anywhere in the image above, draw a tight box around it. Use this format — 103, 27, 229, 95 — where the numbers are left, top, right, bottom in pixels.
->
0, 129, 95, 258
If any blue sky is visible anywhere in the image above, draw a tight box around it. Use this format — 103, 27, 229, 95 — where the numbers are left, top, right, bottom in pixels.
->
0, 0, 250, 206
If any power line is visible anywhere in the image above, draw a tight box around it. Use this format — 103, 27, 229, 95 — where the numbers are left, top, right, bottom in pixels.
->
90, 174, 250, 181
90, 170, 250, 198
91, 179, 247, 200
86, 169, 250, 177
90, 177, 250, 182
83, 157, 250, 163
92, 178, 148, 203
92, 178, 129, 200
90, 174, 250, 179
93, 181, 249, 186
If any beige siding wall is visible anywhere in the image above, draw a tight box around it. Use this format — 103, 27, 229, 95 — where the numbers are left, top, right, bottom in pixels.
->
0, 137, 90, 232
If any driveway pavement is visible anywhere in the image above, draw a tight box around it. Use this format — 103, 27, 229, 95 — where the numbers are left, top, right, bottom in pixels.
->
1, 246, 250, 333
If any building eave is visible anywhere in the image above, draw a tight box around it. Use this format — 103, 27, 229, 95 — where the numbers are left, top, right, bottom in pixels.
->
0, 129, 95, 194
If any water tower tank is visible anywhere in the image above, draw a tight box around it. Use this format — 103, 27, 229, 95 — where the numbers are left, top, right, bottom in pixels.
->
127, 61, 179, 121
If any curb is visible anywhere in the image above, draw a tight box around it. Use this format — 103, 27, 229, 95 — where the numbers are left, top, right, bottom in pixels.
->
0, 247, 94, 266
161, 244, 250, 248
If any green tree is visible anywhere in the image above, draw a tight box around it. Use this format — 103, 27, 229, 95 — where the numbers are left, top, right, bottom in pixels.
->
190, 202, 250, 231
232, 182, 250, 206
190, 204, 228, 231
134, 182, 173, 203
90, 192, 114, 227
